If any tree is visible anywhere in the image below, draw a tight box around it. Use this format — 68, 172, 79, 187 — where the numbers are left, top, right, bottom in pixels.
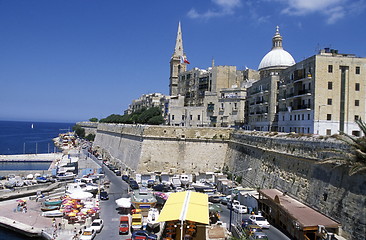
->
85, 134, 95, 141
72, 125, 85, 138
318, 119, 366, 175
147, 115, 165, 125
89, 118, 98, 122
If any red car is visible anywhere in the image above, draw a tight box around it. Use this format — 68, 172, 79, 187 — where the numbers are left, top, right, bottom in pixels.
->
119, 216, 129, 235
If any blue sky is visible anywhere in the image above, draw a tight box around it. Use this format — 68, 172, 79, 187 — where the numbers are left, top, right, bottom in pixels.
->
0, 0, 365, 123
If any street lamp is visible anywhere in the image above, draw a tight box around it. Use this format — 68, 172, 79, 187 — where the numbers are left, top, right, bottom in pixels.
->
228, 167, 252, 232
317, 104, 327, 135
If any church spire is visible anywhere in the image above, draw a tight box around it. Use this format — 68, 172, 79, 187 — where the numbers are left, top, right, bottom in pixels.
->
272, 25, 283, 49
173, 21, 184, 57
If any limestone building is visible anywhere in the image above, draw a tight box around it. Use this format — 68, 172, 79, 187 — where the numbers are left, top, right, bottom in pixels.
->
278, 48, 366, 135
247, 27, 295, 131
167, 23, 259, 127
246, 26, 366, 136
126, 93, 167, 115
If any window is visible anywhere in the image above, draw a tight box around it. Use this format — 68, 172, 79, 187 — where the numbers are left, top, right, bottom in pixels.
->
302, 114, 304, 120
328, 65, 333, 73
355, 83, 360, 91
326, 129, 332, 135
327, 98, 332, 105
308, 114, 310, 120
328, 82, 333, 90
294, 115, 297, 120
182, 115, 185, 120
198, 115, 200, 121
355, 100, 360, 106
172, 115, 175, 120
327, 114, 332, 120
290, 115, 292, 121
190, 115, 193, 120
355, 115, 359, 121
283, 116, 285, 121
356, 66, 360, 74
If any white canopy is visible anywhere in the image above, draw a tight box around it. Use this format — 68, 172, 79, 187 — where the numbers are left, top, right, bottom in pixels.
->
115, 197, 131, 208
70, 191, 93, 200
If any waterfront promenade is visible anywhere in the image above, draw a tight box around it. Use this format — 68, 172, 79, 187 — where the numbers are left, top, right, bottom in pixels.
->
0, 149, 101, 239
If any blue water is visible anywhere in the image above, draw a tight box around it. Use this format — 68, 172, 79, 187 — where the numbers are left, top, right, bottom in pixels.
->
0, 120, 74, 155
0, 120, 74, 239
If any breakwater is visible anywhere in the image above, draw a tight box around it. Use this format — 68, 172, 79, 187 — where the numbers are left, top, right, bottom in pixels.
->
78, 122, 366, 239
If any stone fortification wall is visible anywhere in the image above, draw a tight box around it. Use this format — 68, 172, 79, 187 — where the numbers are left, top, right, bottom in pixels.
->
227, 132, 365, 240
92, 123, 232, 174
77, 122, 98, 135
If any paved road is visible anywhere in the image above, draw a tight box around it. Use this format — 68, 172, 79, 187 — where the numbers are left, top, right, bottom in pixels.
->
81, 150, 131, 240
218, 203, 291, 240
81, 150, 291, 240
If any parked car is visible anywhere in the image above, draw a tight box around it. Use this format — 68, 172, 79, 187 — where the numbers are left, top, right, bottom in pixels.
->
130, 180, 139, 190
249, 231, 269, 239
227, 199, 240, 209
119, 215, 130, 235
152, 184, 170, 192
234, 204, 248, 214
241, 218, 254, 228
114, 170, 121, 176
220, 195, 231, 205
100, 191, 109, 200
249, 215, 270, 229
209, 195, 223, 203
90, 219, 104, 233
79, 227, 96, 240
131, 230, 157, 240
122, 175, 129, 182
244, 224, 263, 237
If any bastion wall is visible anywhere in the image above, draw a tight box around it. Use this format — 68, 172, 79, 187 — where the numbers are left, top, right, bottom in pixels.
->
78, 122, 365, 239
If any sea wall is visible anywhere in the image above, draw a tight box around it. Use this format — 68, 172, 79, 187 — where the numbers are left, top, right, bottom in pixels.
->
81, 122, 365, 239
77, 122, 98, 136
226, 131, 365, 240
92, 123, 232, 174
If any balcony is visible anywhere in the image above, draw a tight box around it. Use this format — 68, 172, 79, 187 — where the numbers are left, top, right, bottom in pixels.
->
293, 104, 312, 111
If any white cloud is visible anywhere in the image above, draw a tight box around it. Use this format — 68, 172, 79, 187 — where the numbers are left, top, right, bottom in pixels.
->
187, 0, 242, 20
277, 0, 365, 24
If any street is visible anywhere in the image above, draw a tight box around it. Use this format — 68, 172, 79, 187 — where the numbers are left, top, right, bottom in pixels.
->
83, 150, 291, 240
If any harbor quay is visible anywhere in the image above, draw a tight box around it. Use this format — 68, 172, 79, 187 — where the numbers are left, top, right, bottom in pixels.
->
0, 150, 101, 239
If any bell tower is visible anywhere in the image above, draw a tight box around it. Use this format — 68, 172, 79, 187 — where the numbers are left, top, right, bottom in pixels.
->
169, 22, 187, 96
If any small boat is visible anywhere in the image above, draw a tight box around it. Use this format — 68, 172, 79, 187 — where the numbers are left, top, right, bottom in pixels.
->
147, 208, 160, 229
44, 198, 62, 206
56, 171, 76, 181
66, 182, 98, 194
42, 210, 63, 217
41, 206, 60, 212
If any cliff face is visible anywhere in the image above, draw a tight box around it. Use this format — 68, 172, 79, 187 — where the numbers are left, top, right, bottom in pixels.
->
78, 122, 366, 239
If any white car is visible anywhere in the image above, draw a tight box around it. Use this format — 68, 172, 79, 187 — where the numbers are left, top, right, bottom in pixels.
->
249, 215, 270, 229
233, 204, 248, 214
79, 227, 96, 240
90, 219, 104, 233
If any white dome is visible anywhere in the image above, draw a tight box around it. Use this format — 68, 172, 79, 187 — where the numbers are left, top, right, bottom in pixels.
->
258, 48, 295, 70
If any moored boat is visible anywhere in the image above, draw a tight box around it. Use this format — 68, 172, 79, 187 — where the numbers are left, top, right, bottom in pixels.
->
147, 208, 160, 229
42, 210, 63, 217
41, 206, 60, 211
44, 198, 62, 206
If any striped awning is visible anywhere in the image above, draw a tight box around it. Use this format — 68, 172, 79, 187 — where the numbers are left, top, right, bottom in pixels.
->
157, 191, 209, 225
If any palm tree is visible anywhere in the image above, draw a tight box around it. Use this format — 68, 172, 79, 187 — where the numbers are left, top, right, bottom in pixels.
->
318, 119, 366, 175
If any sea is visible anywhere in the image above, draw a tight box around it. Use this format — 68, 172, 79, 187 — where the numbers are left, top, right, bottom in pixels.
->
0, 120, 74, 240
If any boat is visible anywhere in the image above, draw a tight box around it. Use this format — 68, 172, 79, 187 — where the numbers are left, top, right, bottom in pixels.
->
66, 182, 98, 194
41, 206, 60, 212
42, 210, 63, 217
171, 176, 181, 188
130, 188, 157, 213
56, 171, 76, 181
44, 198, 63, 206
147, 208, 160, 229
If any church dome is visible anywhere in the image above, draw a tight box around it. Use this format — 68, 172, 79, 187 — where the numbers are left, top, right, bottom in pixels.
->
258, 26, 295, 70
